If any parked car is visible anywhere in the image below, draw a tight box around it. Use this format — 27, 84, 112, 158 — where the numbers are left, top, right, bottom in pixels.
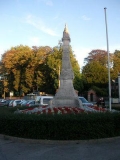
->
78, 97, 93, 107
39, 96, 53, 106
35, 96, 53, 106
19, 100, 28, 106
8, 99, 25, 107
24, 100, 36, 107
78, 97, 97, 112
0, 99, 6, 102
0, 99, 13, 107
24, 96, 53, 106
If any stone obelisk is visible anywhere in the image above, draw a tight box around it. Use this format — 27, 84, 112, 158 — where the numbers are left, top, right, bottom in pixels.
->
50, 24, 83, 108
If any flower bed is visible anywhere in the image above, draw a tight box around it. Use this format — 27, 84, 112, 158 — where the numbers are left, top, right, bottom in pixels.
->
90, 106, 107, 112
15, 105, 108, 115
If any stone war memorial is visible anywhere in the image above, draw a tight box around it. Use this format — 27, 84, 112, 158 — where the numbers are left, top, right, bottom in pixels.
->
50, 24, 83, 109
15, 25, 108, 114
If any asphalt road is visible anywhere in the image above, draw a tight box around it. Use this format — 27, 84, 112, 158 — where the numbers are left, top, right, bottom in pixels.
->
0, 135, 120, 160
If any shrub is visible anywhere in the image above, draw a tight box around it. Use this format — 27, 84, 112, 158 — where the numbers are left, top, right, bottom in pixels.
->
0, 107, 120, 140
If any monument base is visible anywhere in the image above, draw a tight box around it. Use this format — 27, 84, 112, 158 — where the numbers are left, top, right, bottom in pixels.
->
50, 97, 83, 108
49, 80, 83, 108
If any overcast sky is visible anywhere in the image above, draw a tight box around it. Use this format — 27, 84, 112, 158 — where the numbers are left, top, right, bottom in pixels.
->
0, 0, 120, 69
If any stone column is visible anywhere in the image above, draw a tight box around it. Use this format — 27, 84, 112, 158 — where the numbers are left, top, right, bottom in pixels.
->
50, 25, 83, 108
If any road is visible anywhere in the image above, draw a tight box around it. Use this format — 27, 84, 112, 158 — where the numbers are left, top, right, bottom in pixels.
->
0, 135, 120, 160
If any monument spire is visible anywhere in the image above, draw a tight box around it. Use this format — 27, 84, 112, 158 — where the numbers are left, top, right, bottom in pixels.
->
50, 25, 83, 108
64, 24, 69, 33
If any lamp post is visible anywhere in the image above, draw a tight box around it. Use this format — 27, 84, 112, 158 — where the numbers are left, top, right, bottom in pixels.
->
104, 8, 111, 111
53, 65, 60, 89
0, 73, 8, 99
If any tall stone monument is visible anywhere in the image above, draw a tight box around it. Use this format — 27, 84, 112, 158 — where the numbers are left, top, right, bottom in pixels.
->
50, 24, 83, 108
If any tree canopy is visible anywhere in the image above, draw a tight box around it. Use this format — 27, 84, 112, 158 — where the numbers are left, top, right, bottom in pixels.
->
82, 49, 111, 96
1, 45, 120, 98
0, 45, 82, 96
112, 50, 120, 79
0, 45, 52, 96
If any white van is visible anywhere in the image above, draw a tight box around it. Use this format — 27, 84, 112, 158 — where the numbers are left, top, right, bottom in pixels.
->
35, 96, 53, 106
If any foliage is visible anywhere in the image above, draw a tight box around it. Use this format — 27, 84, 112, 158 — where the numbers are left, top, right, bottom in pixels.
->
1, 44, 120, 98
69, 48, 83, 93
46, 46, 82, 94
91, 86, 108, 97
0, 45, 82, 96
112, 50, 120, 79
82, 61, 108, 84
45, 47, 62, 93
0, 45, 52, 96
84, 49, 108, 66
82, 49, 115, 96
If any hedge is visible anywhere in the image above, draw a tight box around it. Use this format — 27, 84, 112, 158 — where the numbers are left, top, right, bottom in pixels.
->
0, 107, 120, 140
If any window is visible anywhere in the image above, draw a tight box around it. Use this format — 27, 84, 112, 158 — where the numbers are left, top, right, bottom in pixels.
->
43, 98, 52, 104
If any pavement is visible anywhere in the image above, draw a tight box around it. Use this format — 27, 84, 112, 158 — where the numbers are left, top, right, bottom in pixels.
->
0, 135, 120, 160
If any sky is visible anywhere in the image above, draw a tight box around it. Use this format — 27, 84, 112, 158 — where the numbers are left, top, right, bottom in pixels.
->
0, 0, 120, 70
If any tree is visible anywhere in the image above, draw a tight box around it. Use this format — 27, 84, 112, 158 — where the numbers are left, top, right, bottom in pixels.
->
0, 44, 82, 96
82, 49, 112, 97
0, 45, 52, 96
0, 45, 33, 95
46, 46, 82, 94
112, 50, 120, 79
31, 46, 52, 92
43, 47, 62, 94
82, 61, 108, 85
69, 48, 83, 93
84, 49, 108, 66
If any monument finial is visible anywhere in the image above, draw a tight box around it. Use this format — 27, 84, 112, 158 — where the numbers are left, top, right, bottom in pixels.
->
64, 23, 69, 33
62, 24, 70, 42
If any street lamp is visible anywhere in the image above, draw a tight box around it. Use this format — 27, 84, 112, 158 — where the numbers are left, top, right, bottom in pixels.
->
0, 73, 8, 99
104, 8, 111, 111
